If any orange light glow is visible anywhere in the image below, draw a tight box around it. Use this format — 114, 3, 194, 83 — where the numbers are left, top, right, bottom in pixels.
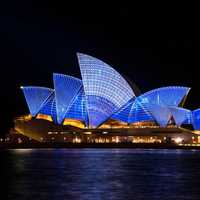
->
36, 114, 53, 122
63, 119, 85, 128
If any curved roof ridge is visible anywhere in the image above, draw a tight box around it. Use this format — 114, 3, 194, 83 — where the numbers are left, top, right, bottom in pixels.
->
77, 53, 135, 101
53, 73, 82, 83
142, 86, 190, 97
21, 86, 54, 92
137, 86, 190, 107
193, 108, 200, 112
53, 73, 83, 124
169, 106, 192, 126
168, 106, 191, 111
21, 86, 54, 116
77, 52, 135, 127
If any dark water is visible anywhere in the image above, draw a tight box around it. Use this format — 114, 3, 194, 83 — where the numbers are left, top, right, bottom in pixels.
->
1, 149, 200, 200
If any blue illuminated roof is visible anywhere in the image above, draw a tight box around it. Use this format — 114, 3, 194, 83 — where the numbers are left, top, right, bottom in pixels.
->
38, 92, 57, 122
192, 109, 200, 130
135, 86, 190, 127
65, 87, 88, 126
112, 99, 134, 123
112, 86, 190, 125
138, 86, 190, 106
21, 53, 196, 129
128, 99, 155, 123
147, 104, 171, 127
112, 98, 154, 123
77, 53, 135, 127
21, 86, 54, 116
169, 106, 192, 126
53, 73, 82, 124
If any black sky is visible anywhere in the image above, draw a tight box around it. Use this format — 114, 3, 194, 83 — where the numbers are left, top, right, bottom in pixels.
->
0, 1, 199, 135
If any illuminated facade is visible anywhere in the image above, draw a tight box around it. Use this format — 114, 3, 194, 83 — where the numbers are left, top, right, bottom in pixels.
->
77, 53, 135, 127
21, 86, 54, 117
20, 53, 200, 132
192, 109, 200, 130
53, 73, 83, 124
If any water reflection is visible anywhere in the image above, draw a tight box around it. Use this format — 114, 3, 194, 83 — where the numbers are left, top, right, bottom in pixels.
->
1, 149, 200, 199
12, 149, 34, 154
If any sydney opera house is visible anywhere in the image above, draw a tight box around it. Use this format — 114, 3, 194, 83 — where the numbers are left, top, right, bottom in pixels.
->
7, 53, 200, 144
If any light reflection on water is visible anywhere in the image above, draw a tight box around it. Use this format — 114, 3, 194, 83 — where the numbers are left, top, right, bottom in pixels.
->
12, 149, 34, 154
1, 148, 200, 200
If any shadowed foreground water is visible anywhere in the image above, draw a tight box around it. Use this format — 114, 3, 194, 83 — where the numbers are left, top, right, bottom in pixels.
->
1, 149, 200, 200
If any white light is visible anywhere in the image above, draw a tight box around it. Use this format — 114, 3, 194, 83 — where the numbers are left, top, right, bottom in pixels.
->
116, 136, 119, 143
174, 137, 183, 144
13, 149, 33, 153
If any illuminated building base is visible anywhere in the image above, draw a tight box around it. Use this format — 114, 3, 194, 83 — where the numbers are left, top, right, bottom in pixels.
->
5, 116, 199, 145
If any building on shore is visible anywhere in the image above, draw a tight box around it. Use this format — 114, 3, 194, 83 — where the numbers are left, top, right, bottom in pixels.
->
5, 53, 200, 144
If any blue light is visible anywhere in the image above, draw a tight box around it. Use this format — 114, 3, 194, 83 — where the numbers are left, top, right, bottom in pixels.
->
147, 104, 171, 127
139, 86, 190, 106
112, 98, 154, 123
169, 106, 191, 126
65, 87, 88, 126
112, 86, 190, 125
183, 111, 193, 124
85, 95, 117, 127
128, 99, 155, 123
53, 73, 82, 124
38, 92, 57, 122
20, 53, 194, 129
192, 109, 200, 130
21, 86, 54, 116
77, 53, 135, 127
112, 99, 134, 123
132, 86, 190, 127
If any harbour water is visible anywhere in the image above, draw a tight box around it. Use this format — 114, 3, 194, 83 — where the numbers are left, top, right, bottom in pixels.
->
1, 148, 200, 200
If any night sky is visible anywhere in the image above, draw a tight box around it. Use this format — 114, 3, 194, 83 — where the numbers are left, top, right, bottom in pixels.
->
0, 1, 199, 135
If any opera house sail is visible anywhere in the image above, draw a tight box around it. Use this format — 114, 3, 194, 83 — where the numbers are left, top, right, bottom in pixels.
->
7, 53, 200, 144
